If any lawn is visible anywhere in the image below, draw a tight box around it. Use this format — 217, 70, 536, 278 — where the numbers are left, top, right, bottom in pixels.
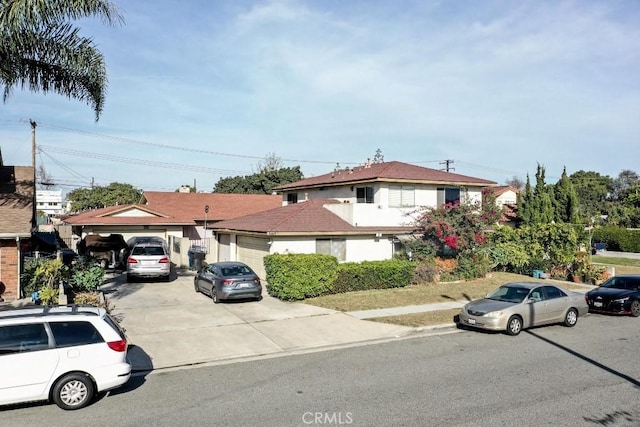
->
303, 260, 640, 328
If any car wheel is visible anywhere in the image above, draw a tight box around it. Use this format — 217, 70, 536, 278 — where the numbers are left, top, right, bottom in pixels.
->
564, 308, 578, 327
630, 300, 640, 317
212, 290, 219, 304
194, 280, 199, 293
506, 316, 522, 336
126, 274, 134, 283
52, 373, 94, 410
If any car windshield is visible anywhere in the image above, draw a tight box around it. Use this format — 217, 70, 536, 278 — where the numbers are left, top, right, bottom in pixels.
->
221, 265, 253, 277
600, 277, 640, 290
486, 285, 530, 303
132, 246, 165, 256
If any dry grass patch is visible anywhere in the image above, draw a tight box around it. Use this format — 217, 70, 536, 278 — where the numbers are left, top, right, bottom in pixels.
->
304, 272, 548, 312
370, 309, 461, 328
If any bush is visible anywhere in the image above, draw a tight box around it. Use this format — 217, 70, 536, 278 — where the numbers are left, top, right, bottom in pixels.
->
265, 253, 338, 301
453, 251, 492, 280
411, 262, 440, 284
331, 260, 414, 293
69, 262, 105, 292
593, 226, 640, 253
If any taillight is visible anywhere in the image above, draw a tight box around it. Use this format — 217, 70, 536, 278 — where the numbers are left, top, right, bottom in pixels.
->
222, 279, 235, 285
127, 258, 137, 264
107, 339, 127, 352
159, 257, 169, 264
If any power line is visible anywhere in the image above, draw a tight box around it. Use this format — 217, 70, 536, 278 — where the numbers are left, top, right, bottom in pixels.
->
37, 122, 359, 166
38, 145, 248, 175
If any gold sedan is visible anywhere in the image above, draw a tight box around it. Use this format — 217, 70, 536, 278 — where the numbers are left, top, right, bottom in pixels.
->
455, 282, 589, 336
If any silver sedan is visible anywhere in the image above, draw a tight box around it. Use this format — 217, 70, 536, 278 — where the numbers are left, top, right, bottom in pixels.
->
455, 282, 589, 336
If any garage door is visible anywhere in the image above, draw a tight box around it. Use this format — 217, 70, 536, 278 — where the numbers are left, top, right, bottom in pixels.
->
236, 236, 270, 280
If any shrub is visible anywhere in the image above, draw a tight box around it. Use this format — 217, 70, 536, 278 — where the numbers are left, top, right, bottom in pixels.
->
69, 263, 105, 292
593, 226, 640, 253
265, 253, 338, 300
411, 262, 440, 284
331, 260, 414, 293
38, 285, 59, 306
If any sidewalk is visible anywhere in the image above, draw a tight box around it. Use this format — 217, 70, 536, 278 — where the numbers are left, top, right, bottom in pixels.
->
1, 270, 596, 374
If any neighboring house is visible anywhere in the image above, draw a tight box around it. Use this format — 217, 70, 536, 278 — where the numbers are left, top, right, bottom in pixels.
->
212, 160, 497, 278
0, 152, 35, 301
489, 185, 519, 227
36, 189, 65, 217
60, 192, 281, 267
492, 185, 519, 207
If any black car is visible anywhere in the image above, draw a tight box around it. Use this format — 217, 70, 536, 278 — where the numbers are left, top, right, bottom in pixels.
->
585, 275, 640, 317
194, 261, 262, 303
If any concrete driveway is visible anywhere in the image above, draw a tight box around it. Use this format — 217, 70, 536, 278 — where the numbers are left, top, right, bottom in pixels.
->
101, 270, 413, 372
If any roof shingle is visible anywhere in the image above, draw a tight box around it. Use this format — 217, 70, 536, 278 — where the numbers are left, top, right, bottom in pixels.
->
275, 161, 496, 191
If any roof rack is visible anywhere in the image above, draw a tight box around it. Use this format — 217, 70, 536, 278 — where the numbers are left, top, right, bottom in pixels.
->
0, 304, 101, 320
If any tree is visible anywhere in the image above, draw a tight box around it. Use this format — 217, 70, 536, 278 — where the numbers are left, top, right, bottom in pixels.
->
0, 0, 124, 120
569, 170, 612, 223
553, 167, 580, 224
67, 182, 141, 212
36, 164, 54, 189
517, 164, 554, 226
505, 176, 524, 191
610, 170, 639, 201
372, 149, 384, 164
214, 155, 304, 194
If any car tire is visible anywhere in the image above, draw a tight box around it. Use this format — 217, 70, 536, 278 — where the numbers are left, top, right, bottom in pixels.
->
194, 280, 199, 293
212, 290, 219, 304
126, 274, 134, 283
506, 315, 522, 336
630, 300, 640, 317
52, 373, 94, 410
563, 308, 578, 327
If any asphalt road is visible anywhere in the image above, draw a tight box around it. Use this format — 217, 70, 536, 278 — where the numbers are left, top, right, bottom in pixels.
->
1, 314, 638, 427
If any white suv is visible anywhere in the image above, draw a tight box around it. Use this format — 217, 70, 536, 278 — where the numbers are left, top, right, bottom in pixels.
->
0, 305, 131, 410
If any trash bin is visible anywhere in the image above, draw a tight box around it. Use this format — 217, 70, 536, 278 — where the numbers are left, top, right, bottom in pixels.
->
189, 246, 206, 271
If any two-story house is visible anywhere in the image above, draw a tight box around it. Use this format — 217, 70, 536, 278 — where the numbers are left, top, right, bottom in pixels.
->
211, 160, 496, 278
0, 152, 35, 301
36, 189, 65, 218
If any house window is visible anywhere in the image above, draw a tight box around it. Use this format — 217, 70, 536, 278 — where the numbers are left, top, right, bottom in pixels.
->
437, 187, 461, 206
287, 193, 298, 204
356, 187, 374, 204
388, 185, 415, 207
316, 238, 346, 261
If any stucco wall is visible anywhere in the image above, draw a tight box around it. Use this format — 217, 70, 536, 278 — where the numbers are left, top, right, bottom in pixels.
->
270, 235, 394, 262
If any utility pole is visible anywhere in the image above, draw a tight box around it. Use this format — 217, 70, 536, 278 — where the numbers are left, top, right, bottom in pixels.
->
30, 120, 37, 169
440, 159, 455, 172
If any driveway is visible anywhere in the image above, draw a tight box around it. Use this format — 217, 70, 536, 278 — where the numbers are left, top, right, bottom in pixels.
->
101, 270, 413, 372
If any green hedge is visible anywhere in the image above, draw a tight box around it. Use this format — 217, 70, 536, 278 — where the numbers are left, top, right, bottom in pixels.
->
264, 253, 338, 301
331, 259, 415, 294
593, 226, 640, 252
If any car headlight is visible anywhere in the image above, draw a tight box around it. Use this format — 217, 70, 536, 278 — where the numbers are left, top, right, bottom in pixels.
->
613, 297, 630, 303
485, 311, 503, 318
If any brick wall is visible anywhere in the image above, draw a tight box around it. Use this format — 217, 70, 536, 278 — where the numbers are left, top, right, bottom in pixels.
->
0, 240, 20, 301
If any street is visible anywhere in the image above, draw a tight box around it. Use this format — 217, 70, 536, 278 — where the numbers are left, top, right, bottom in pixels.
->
1, 313, 638, 426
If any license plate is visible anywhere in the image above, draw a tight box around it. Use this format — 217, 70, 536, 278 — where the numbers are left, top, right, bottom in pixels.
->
594, 301, 603, 308
236, 283, 251, 289
467, 318, 476, 325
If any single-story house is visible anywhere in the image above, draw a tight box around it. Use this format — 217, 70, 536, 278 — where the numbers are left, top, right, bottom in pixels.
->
60, 192, 281, 267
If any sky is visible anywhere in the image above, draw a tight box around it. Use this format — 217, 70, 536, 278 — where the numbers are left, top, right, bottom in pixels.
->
1, 0, 639, 196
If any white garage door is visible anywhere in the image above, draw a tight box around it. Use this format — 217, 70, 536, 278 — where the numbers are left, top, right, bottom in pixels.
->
237, 236, 270, 280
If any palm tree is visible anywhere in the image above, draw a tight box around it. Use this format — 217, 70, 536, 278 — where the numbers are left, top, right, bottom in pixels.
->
0, 0, 123, 120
